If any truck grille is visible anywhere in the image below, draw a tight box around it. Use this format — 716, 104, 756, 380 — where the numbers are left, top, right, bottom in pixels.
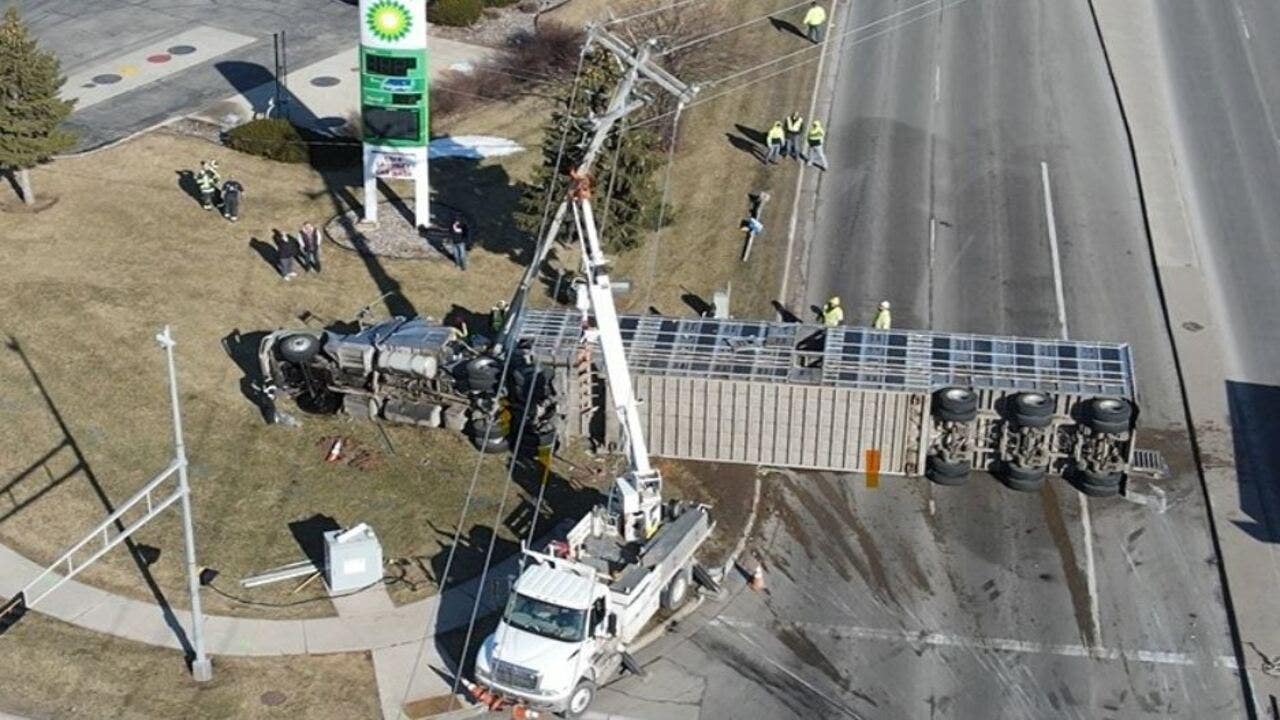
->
493, 660, 539, 691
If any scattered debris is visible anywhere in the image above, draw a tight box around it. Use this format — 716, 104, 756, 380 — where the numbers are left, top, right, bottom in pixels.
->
315, 435, 384, 471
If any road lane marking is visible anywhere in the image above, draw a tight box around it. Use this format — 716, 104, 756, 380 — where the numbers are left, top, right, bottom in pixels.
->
934, 63, 941, 102
714, 617, 1240, 670
1235, 3, 1251, 40
1041, 160, 1102, 650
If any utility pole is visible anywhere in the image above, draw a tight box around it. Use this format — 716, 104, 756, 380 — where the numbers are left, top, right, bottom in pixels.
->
500, 26, 698, 350
156, 327, 213, 681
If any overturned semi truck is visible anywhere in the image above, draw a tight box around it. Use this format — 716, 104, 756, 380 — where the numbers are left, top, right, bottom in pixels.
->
515, 309, 1144, 497
258, 309, 1144, 496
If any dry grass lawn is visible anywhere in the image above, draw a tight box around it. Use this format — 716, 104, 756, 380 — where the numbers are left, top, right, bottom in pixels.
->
0, 611, 378, 720
0, 102, 604, 620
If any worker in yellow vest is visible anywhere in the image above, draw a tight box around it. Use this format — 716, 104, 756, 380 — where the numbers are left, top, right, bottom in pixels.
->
764, 121, 785, 164
804, 2, 828, 43
873, 300, 892, 329
784, 111, 805, 160
822, 296, 844, 326
806, 120, 828, 170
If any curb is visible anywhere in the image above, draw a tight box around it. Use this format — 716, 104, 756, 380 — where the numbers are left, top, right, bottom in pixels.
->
715, 468, 763, 584
626, 595, 705, 655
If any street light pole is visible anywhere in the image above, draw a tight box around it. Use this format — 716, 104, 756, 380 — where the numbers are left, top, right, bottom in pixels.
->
155, 326, 212, 681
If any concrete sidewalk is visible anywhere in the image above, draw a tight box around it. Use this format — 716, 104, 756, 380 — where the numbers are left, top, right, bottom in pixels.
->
190, 37, 496, 134
0, 541, 516, 657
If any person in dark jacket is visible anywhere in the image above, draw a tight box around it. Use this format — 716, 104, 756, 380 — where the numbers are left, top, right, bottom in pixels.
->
298, 222, 321, 273
221, 178, 244, 221
449, 217, 470, 270
274, 230, 298, 280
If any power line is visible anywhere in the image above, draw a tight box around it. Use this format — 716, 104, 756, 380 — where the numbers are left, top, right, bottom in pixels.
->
605, 0, 714, 27
663, 0, 813, 56
642, 103, 685, 309
394, 45, 592, 717
632, 0, 965, 130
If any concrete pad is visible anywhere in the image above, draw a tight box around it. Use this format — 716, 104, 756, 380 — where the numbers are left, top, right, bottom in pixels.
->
372, 641, 457, 720
64, 26, 256, 112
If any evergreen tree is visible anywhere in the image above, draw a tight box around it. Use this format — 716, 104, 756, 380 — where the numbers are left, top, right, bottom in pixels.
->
517, 50, 670, 254
0, 7, 76, 205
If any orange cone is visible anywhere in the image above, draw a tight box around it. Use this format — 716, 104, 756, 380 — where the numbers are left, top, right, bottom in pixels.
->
750, 561, 765, 591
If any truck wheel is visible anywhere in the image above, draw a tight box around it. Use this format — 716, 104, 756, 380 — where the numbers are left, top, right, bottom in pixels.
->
563, 679, 596, 719
277, 334, 319, 363
660, 566, 692, 611
1002, 462, 1046, 492
926, 454, 969, 486
1011, 392, 1054, 428
933, 387, 977, 423
467, 419, 508, 454
1087, 397, 1132, 435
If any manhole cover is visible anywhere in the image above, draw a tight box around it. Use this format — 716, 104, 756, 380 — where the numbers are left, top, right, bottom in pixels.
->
260, 691, 286, 707
91, 74, 121, 85
167, 44, 197, 55
310, 75, 341, 87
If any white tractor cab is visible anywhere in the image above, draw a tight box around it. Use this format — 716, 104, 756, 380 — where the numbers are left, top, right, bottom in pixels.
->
475, 479, 713, 718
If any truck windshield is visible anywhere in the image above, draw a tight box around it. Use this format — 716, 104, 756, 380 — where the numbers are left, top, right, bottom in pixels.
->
503, 592, 586, 643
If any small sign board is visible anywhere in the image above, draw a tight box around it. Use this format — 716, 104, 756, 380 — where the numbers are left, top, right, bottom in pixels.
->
0, 592, 27, 636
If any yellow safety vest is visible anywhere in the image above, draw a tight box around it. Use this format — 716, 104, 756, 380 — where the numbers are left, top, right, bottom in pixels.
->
808, 124, 825, 144
873, 309, 892, 330
766, 124, 785, 144
786, 115, 804, 133
823, 304, 844, 326
804, 6, 827, 27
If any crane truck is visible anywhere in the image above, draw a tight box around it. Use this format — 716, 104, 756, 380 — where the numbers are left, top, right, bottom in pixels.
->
471, 173, 716, 718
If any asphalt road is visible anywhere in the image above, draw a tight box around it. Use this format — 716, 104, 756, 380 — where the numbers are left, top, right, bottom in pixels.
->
16, 0, 356, 149
586, 0, 1248, 717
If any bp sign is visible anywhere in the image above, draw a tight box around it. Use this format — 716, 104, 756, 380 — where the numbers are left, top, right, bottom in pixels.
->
358, 0, 429, 226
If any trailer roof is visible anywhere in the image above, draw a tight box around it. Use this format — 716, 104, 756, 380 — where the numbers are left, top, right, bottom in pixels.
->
516, 309, 1137, 399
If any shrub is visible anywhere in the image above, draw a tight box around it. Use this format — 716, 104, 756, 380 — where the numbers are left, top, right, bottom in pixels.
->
225, 118, 309, 163
432, 23, 583, 119
224, 118, 360, 168
429, 0, 483, 26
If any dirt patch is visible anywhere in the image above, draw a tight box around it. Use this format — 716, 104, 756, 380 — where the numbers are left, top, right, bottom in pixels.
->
658, 459, 757, 567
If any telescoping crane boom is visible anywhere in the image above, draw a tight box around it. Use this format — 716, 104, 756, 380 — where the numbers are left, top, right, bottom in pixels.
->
566, 169, 662, 542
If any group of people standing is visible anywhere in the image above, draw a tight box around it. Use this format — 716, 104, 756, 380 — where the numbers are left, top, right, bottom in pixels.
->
764, 112, 827, 170
196, 160, 245, 222
822, 297, 893, 329
274, 223, 322, 281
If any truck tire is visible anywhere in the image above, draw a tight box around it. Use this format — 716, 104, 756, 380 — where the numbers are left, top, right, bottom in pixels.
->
563, 679, 596, 719
926, 453, 969, 486
1011, 392, 1054, 428
467, 419, 507, 454
1087, 397, 1132, 435
1076, 466, 1124, 496
1002, 462, 1046, 492
933, 387, 978, 423
660, 566, 692, 611
277, 334, 319, 363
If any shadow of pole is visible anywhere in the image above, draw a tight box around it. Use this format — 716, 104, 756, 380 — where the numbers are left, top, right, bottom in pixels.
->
3, 336, 197, 662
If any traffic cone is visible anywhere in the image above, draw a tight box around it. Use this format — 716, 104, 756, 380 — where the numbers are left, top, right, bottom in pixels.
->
512, 705, 540, 719
750, 561, 765, 592
325, 437, 344, 462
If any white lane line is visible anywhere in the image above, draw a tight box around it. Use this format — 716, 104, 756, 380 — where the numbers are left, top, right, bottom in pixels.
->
1235, 3, 1252, 40
714, 617, 1240, 670
1041, 160, 1102, 649
1040, 161, 1070, 339
934, 63, 941, 102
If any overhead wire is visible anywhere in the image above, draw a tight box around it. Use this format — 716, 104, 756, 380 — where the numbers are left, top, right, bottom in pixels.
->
604, 0, 715, 27
630, 0, 967, 130
642, 102, 685, 309
395, 43, 591, 716
661, 0, 814, 56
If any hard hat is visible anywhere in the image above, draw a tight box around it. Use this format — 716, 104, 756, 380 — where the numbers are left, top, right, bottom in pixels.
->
209, 160, 219, 169
879, 300, 891, 310
828, 296, 840, 307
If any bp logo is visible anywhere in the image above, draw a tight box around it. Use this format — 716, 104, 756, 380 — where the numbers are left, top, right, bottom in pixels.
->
366, 0, 412, 43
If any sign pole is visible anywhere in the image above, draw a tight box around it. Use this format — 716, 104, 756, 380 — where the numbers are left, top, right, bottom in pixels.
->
358, 0, 429, 229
